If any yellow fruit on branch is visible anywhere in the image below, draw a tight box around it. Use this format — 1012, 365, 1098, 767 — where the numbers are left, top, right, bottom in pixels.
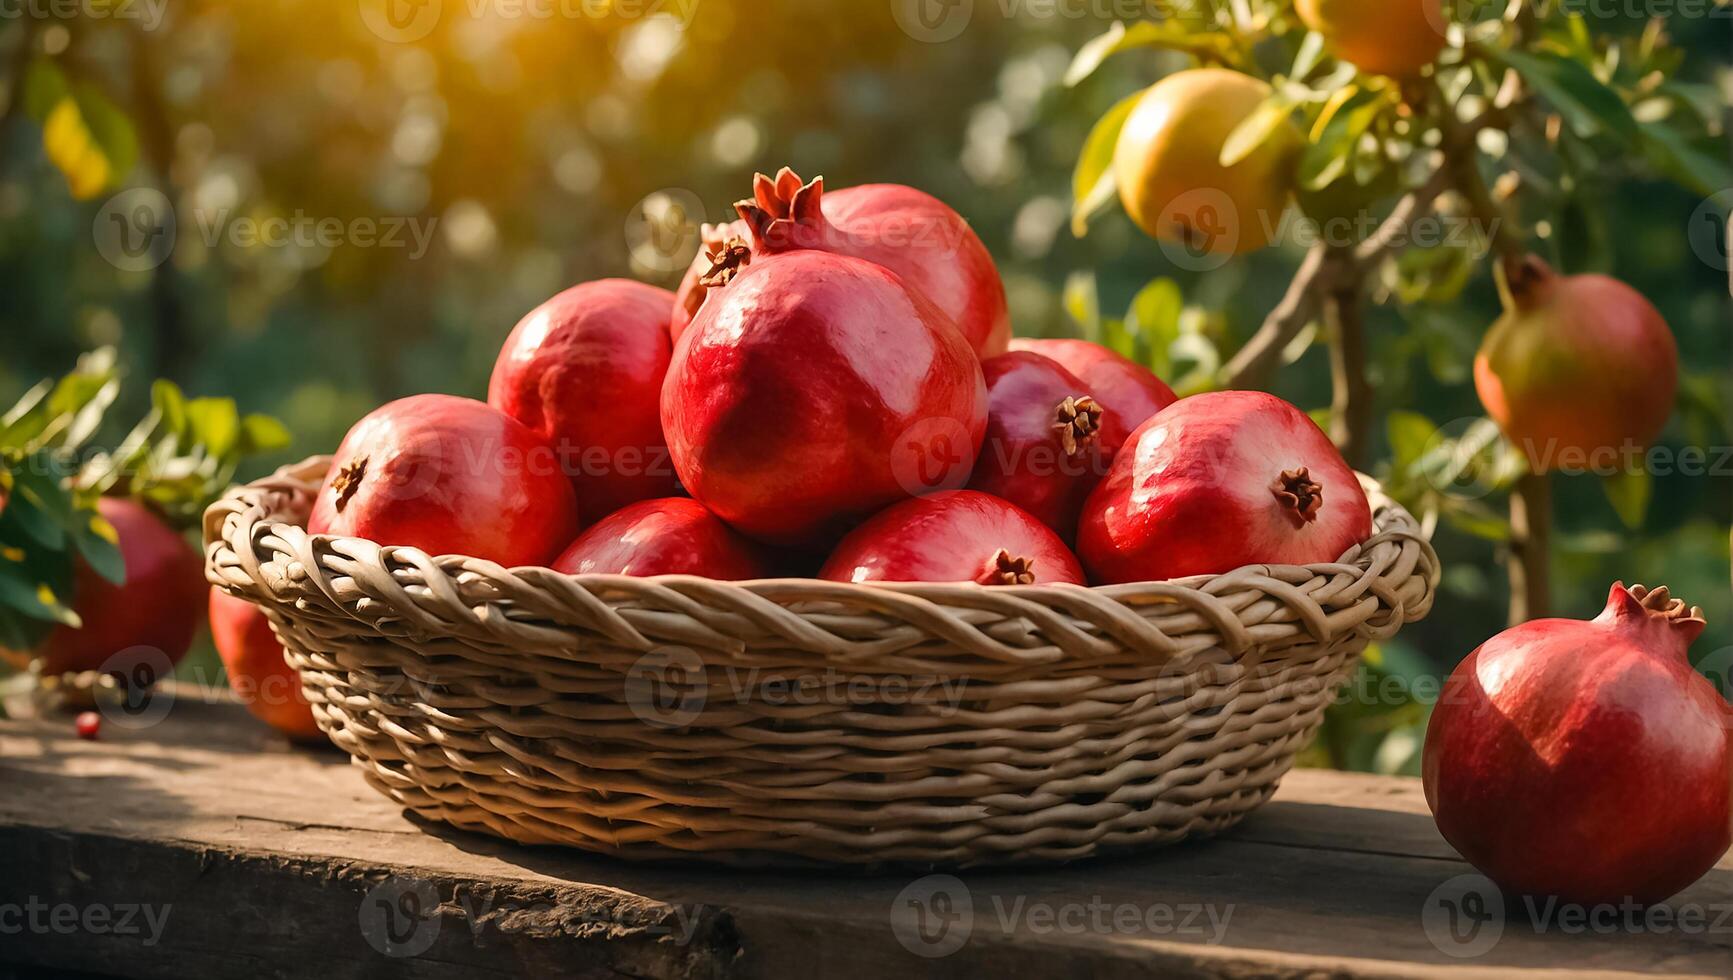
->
1113, 69, 1300, 258
1296, 0, 1449, 78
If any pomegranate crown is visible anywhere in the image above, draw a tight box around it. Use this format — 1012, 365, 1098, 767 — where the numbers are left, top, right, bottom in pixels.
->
1052, 396, 1104, 457
979, 549, 1037, 586
1270, 468, 1324, 526
733, 167, 831, 255
1496, 253, 1559, 312
1602, 582, 1707, 649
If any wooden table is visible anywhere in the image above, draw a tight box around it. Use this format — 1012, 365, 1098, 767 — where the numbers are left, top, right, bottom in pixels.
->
2, 686, 1728, 979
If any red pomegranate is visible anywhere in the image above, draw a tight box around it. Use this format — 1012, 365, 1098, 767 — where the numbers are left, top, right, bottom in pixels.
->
1423, 584, 1731, 906
1475, 256, 1679, 473
1078, 390, 1372, 584
308, 394, 580, 567
686, 167, 1009, 356
671, 219, 749, 346
37, 497, 205, 678
967, 351, 1130, 539
489, 279, 678, 515
662, 247, 987, 549
552, 498, 775, 580
819, 491, 1086, 586
209, 588, 324, 743
1007, 338, 1178, 433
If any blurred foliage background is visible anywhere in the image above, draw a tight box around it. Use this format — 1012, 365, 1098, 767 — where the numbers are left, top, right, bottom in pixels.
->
1, 1, 1728, 769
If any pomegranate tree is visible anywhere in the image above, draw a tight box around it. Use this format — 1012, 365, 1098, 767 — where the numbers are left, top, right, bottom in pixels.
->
1078, 391, 1371, 584
819, 491, 1085, 586
662, 247, 987, 549
489, 279, 679, 514
1423, 584, 1731, 906
308, 394, 580, 568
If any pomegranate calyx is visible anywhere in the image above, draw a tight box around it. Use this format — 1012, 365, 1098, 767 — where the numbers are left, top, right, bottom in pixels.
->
698, 237, 752, 288
331, 457, 368, 513
1270, 468, 1324, 525
1052, 395, 1104, 457
1619, 582, 1707, 645
1496, 253, 1557, 312
734, 167, 828, 254
979, 549, 1037, 586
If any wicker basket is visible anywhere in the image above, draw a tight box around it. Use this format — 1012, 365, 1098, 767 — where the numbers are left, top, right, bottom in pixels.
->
204, 456, 1438, 868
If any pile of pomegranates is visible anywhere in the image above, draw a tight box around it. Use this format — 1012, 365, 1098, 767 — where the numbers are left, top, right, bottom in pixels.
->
301, 168, 1377, 591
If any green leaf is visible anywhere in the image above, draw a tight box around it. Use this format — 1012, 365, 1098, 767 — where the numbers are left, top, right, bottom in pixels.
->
1640, 124, 1733, 198
1298, 87, 1382, 191
1490, 49, 1639, 144
1071, 91, 1142, 237
1290, 31, 1328, 81
1125, 277, 1183, 376
240, 414, 293, 455
1063, 271, 1101, 335
184, 398, 241, 460
0, 556, 80, 629
1220, 92, 1297, 168
26, 61, 139, 199
1387, 411, 1437, 471
151, 380, 189, 439
70, 502, 126, 585
1602, 467, 1651, 530
1064, 20, 1228, 88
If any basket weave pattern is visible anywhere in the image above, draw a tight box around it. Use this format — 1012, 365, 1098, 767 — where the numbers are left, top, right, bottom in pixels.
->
205, 457, 1438, 867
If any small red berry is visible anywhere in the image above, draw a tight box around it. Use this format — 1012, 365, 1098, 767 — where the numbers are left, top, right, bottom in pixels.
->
75, 711, 101, 740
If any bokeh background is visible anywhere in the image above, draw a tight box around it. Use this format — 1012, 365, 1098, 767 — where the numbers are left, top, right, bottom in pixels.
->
2, 1, 1729, 770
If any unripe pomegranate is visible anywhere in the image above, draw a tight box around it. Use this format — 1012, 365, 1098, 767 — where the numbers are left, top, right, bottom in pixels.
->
209, 588, 324, 743
38, 497, 205, 678
681, 168, 1009, 356
1114, 70, 1300, 257
662, 247, 987, 549
967, 352, 1130, 540
308, 395, 581, 568
1296, 0, 1448, 78
1423, 584, 1731, 906
489, 279, 679, 515
1078, 391, 1371, 584
552, 498, 775, 580
819, 491, 1086, 586
1006, 338, 1177, 433
1475, 256, 1679, 474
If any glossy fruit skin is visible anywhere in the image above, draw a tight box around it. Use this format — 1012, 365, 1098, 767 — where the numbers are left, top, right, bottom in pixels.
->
1006, 338, 1178, 433
1475, 259, 1678, 474
967, 352, 1130, 540
819, 491, 1086, 586
672, 220, 749, 347
38, 497, 205, 678
308, 394, 580, 568
75, 711, 100, 740
489, 279, 678, 515
663, 249, 988, 549
718, 168, 1010, 356
1423, 584, 1731, 906
1296, 0, 1447, 78
1114, 69, 1300, 257
552, 498, 774, 580
209, 588, 324, 743
1078, 391, 1372, 584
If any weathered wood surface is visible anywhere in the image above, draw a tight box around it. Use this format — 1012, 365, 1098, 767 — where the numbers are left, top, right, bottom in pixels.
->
0, 685, 1727, 979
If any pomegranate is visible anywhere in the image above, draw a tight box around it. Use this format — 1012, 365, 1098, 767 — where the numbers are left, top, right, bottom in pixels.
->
1007, 338, 1178, 433
708, 167, 1010, 356
819, 491, 1086, 586
308, 394, 580, 567
1296, 0, 1448, 78
1423, 584, 1731, 906
552, 498, 775, 580
38, 497, 205, 678
489, 279, 679, 515
209, 588, 325, 743
1475, 256, 1679, 474
662, 247, 987, 549
967, 351, 1130, 539
1114, 69, 1299, 256
75, 711, 101, 740
1077, 390, 1372, 584
671, 219, 748, 346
